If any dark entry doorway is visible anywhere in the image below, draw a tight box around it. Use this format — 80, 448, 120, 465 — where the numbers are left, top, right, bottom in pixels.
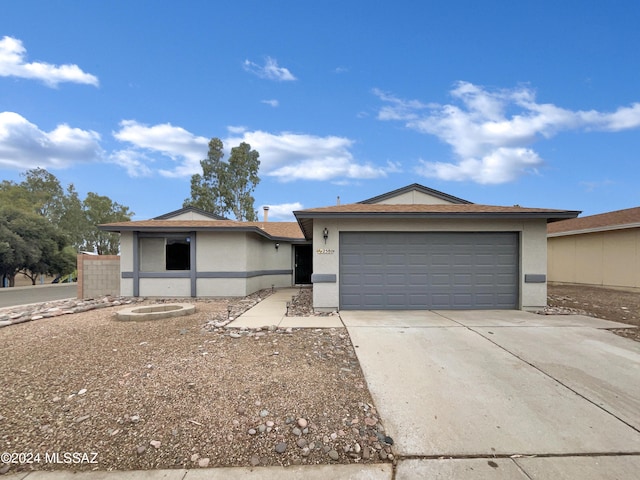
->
294, 245, 313, 284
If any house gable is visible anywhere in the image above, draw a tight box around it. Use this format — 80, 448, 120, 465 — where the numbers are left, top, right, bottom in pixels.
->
153, 206, 227, 221
359, 183, 472, 205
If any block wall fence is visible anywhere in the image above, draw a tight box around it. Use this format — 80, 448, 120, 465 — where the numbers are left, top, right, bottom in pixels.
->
77, 254, 121, 299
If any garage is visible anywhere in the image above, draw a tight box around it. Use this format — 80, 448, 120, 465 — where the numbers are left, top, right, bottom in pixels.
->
339, 232, 519, 310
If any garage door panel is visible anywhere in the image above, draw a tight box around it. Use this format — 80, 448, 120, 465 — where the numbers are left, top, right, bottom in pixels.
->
341, 253, 362, 266
453, 273, 473, 285
361, 274, 384, 286
340, 232, 518, 310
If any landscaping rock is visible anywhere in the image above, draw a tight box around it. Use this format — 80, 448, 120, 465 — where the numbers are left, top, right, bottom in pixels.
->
0, 296, 147, 329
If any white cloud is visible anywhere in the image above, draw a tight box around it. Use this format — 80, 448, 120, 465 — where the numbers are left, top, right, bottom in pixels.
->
243, 56, 296, 81
110, 122, 393, 182
261, 202, 303, 220
376, 82, 640, 184
109, 149, 153, 177
224, 129, 392, 181
261, 99, 279, 107
0, 36, 99, 87
227, 125, 248, 134
373, 88, 432, 121
112, 120, 208, 177
415, 148, 542, 185
0, 111, 102, 169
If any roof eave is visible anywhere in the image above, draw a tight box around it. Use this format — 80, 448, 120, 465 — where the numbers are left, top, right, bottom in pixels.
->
548, 222, 640, 237
293, 210, 581, 240
294, 211, 581, 221
98, 224, 304, 241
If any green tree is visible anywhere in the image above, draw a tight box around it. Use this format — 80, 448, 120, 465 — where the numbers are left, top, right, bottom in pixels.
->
83, 193, 133, 255
184, 138, 227, 215
226, 142, 260, 221
58, 184, 90, 250
0, 180, 32, 214
0, 207, 74, 286
184, 138, 260, 221
21, 167, 66, 223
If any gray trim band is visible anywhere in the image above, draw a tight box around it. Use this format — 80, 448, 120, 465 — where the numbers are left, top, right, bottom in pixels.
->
312, 273, 337, 283
198, 270, 292, 278
123, 269, 292, 279
525, 274, 546, 283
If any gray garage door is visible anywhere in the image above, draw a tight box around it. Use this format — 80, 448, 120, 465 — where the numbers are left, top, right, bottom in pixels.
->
340, 232, 519, 310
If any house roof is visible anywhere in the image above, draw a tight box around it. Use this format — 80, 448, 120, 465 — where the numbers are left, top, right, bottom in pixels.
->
547, 206, 640, 236
99, 220, 305, 241
359, 183, 472, 204
153, 206, 227, 220
294, 203, 581, 239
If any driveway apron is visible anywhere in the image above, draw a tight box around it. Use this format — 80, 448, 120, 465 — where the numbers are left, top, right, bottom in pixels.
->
342, 310, 640, 460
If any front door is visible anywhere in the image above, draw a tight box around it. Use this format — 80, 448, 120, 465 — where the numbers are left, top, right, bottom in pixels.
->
294, 245, 313, 284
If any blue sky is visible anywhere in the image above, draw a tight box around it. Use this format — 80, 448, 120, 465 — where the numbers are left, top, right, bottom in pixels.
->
1, 0, 639, 220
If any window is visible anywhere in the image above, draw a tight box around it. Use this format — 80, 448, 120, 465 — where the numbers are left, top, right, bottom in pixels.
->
166, 237, 191, 270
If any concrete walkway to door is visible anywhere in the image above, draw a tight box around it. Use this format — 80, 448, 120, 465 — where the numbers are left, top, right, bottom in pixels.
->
226, 288, 343, 329
342, 309, 640, 479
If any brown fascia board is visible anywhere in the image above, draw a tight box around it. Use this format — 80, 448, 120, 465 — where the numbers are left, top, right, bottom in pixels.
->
548, 222, 640, 237
294, 210, 581, 221
97, 223, 303, 242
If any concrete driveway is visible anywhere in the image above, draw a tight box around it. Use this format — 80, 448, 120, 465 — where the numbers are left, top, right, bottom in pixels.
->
342, 310, 640, 479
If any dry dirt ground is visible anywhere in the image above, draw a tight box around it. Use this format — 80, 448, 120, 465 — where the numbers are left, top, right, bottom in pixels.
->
0, 292, 390, 475
2, 284, 637, 475
547, 283, 640, 342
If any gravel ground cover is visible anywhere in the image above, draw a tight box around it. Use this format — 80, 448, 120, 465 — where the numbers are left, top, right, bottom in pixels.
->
547, 283, 640, 342
0, 291, 390, 474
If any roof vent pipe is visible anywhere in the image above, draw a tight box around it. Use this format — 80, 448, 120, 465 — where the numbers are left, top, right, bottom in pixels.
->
337, 196, 340, 206
263, 206, 269, 222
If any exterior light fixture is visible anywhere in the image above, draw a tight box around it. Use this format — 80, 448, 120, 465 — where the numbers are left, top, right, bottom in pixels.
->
227, 305, 232, 319
275, 242, 280, 250
323, 228, 329, 243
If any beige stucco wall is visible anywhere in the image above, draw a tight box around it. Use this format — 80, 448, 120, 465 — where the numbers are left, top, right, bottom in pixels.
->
548, 228, 640, 289
195, 232, 293, 296
245, 234, 294, 292
139, 237, 166, 272
196, 232, 247, 272
165, 211, 220, 220
119, 232, 134, 296
312, 218, 549, 311
139, 278, 191, 297
118, 230, 295, 298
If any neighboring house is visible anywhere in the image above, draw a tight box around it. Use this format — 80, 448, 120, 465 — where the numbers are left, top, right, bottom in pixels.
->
100, 183, 579, 310
547, 206, 640, 290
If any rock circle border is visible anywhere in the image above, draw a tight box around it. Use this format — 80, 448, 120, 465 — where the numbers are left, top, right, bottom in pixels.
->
116, 303, 196, 321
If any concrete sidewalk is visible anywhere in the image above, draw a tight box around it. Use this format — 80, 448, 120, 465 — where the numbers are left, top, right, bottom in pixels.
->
0, 284, 77, 309
226, 288, 343, 329
2, 464, 393, 479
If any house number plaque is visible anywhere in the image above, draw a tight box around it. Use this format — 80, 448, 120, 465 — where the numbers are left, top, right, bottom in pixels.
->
316, 248, 335, 254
